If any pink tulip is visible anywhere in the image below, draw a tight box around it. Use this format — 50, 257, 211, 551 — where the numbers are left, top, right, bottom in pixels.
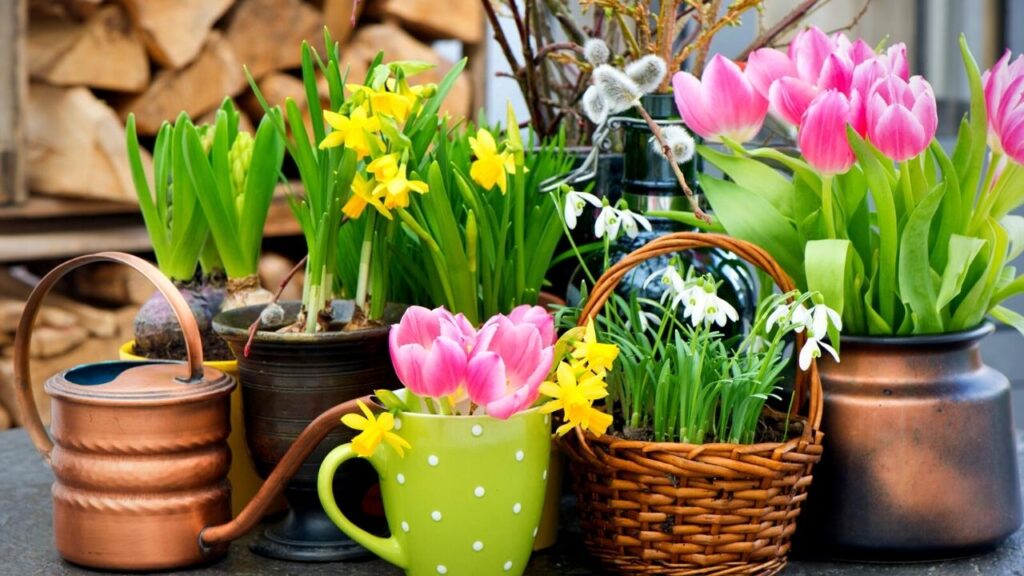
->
789, 26, 837, 86
467, 314, 554, 420
505, 304, 556, 347
389, 306, 471, 398
747, 48, 796, 98
672, 54, 768, 143
799, 90, 856, 175
835, 35, 877, 67
866, 75, 938, 162
983, 50, 1024, 164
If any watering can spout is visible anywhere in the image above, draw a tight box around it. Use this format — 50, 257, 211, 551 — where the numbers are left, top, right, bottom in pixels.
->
199, 395, 373, 548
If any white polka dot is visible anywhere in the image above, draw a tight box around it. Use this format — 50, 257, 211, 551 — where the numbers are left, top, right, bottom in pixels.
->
474, 486, 485, 498
431, 510, 442, 521
513, 502, 522, 514
397, 473, 406, 485
394, 418, 402, 430
471, 424, 483, 437
542, 469, 547, 480
437, 565, 447, 574
515, 450, 524, 462
428, 454, 439, 466
472, 541, 484, 551
401, 521, 410, 533
533, 527, 538, 537
504, 560, 513, 571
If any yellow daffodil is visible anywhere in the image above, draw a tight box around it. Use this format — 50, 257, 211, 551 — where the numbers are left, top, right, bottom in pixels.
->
348, 84, 418, 123
319, 105, 380, 158
373, 162, 429, 210
341, 400, 411, 458
571, 318, 620, 374
469, 129, 516, 194
540, 361, 613, 437
367, 153, 400, 181
343, 172, 391, 220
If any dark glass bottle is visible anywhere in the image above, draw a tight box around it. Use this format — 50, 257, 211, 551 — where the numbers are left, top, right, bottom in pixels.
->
567, 93, 756, 331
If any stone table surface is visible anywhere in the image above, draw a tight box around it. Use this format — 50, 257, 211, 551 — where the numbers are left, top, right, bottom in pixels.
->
2, 429, 1023, 576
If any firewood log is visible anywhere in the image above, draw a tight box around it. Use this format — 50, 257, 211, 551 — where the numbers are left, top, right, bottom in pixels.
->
322, 0, 361, 46
122, 0, 234, 69
368, 0, 484, 43
71, 263, 155, 307
226, 0, 322, 80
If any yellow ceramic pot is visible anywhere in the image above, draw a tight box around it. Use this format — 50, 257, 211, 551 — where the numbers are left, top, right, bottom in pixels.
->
119, 341, 262, 516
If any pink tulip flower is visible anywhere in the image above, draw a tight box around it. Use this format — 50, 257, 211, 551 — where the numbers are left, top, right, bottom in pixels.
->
467, 314, 554, 420
672, 54, 768, 143
389, 306, 471, 398
866, 75, 938, 162
799, 90, 856, 175
505, 304, 556, 347
983, 50, 1024, 164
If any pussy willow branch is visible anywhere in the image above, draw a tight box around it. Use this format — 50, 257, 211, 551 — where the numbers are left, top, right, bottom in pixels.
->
242, 254, 308, 357
633, 104, 711, 223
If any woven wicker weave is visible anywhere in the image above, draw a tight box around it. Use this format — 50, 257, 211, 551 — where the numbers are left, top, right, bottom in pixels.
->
559, 232, 824, 576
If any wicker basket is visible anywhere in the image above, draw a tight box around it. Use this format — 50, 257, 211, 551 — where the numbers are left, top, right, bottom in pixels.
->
559, 232, 824, 576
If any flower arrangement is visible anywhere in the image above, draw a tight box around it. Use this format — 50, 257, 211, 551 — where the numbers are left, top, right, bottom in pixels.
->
674, 28, 1024, 336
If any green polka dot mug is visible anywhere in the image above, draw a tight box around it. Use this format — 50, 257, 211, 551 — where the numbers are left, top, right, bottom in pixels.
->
318, 405, 552, 576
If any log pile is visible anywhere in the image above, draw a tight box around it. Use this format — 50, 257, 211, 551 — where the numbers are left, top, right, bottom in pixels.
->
0, 252, 301, 430
24, 0, 482, 202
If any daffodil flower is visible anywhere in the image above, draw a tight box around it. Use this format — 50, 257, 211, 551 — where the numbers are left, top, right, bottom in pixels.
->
342, 399, 412, 458
469, 129, 516, 194
367, 153, 400, 181
372, 162, 429, 210
319, 106, 381, 158
539, 361, 613, 437
563, 189, 601, 230
570, 318, 619, 374
343, 172, 391, 220
348, 84, 417, 123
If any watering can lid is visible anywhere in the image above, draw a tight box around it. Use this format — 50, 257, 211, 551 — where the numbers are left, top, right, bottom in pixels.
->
45, 362, 234, 406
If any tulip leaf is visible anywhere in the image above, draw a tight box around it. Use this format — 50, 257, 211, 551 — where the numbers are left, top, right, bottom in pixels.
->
929, 141, 963, 269
897, 183, 945, 333
863, 251, 893, 335
697, 145, 794, 218
936, 234, 986, 311
951, 218, 1008, 330
1001, 214, 1024, 261
747, 146, 822, 190
701, 174, 805, 286
990, 163, 1024, 220
805, 238, 852, 321
957, 35, 988, 201
990, 305, 1024, 338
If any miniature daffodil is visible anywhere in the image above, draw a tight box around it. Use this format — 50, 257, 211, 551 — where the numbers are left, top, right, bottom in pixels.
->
319, 106, 380, 158
343, 172, 391, 220
540, 361, 613, 437
341, 400, 411, 458
373, 162, 429, 210
571, 318, 620, 374
469, 129, 516, 194
348, 84, 417, 123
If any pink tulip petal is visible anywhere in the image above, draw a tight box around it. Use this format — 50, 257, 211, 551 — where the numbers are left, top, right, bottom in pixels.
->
466, 351, 505, 406
506, 305, 556, 346
420, 337, 468, 397
768, 77, 818, 126
910, 90, 938, 143
392, 344, 429, 395
673, 71, 717, 140
395, 306, 443, 347
849, 90, 868, 136
746, 48, 796, 98
819, 53, 853, 93
885, 43, 910, 79
851, 59, 888, 100
703, 54, 767, 138
872, 105, 928, 162
849, 39, 878, 66
799, 90, 855, 175
1001, 112, 1024, 164
790, 26, 836, 85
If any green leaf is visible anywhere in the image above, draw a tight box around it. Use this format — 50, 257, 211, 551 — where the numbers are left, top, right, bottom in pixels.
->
952, 218, 1008, 330
1001, 214, 1024, 261
805, 239, 853, 318
929, 140, 963, 269
958, 35, 988, 200
990, 305, 1024, 337
897, 183, 945, 333
936, 234, 986, 310
697, 145, 794, 218
701, 175, 805, 286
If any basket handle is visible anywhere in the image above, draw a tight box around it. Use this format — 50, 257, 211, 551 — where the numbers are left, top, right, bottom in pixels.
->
578, 232, 822, 432
13, 252, 205, 463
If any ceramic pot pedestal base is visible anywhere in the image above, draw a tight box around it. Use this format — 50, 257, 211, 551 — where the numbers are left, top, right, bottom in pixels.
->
250, 524, 369, 563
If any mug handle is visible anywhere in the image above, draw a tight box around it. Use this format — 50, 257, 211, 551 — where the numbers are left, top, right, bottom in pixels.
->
318, 444, 407, 570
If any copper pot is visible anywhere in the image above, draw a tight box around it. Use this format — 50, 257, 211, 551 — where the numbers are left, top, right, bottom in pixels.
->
797, 323, 1022, 560
14, 253, 368, 571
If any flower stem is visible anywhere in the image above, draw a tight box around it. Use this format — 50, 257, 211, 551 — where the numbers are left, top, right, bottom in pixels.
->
821, 175, 836, 239
354, 210, 376, 313
634, 104, 711, 223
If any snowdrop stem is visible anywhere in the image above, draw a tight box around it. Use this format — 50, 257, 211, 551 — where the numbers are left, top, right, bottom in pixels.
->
551, 193, 597, 285
603, 234, 611, 271
634, 103, 712, 223
821, 175, 836, 239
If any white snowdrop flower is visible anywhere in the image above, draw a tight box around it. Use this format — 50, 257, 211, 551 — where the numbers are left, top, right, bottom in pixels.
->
799, 336, 839, 371
681, 281, 737, 327
765, 302, 792, 332
681, 285, 709, 326
790, 305, 812, 333
808, 303, 843, 336
593, 65, 642, 114
625, 55, 668, 95
582, 85, 608, 125
583, 38, 610, 66
655, 126, 696, 164
617, 207, 652, 239
706, 293, 739, 327
563, 189, 601, 230
645, 265, 687, 307
594, 204, 621, 240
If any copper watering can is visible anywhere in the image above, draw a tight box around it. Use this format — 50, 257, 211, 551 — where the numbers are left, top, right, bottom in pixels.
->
14, 253, 367, 571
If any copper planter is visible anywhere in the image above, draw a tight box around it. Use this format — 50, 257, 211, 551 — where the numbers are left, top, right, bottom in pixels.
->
213, 301, 399, 562
797, 323, 1022, 560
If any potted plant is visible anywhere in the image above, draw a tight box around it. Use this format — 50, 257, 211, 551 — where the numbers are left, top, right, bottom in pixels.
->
121, 106, 282, 516
555, 231, 834, 575
212, 31, 467, 561
671, 27, 1024, 557
318, 303, 609, 575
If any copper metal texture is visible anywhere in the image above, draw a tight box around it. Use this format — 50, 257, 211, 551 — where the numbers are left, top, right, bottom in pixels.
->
213, 302, 399, 562
797, 323, 1023, 560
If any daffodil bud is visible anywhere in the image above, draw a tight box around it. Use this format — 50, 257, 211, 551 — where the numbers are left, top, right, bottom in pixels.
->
656, 126, 696, 164
625, 55, 668, 95
581, 85, 608, 125
583, 38, 610, 66
593, 65, 642, 114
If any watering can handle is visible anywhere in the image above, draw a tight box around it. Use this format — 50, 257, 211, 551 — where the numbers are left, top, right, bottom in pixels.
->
13, 252, 205, 462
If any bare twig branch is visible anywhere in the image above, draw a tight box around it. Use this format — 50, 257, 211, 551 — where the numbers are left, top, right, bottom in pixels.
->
634, 105, 711, 222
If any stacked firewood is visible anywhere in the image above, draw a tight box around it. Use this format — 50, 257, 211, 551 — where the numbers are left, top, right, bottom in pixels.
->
0, 253, 303, 430
24, 0, 482, 203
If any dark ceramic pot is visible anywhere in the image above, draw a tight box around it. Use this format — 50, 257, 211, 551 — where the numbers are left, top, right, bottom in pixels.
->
213, 301, 400, 562
796, 322, 1022, 560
